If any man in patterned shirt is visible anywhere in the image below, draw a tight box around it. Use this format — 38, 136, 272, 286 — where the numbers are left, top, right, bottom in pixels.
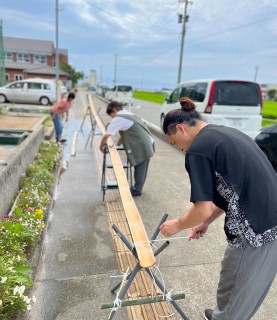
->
159, 97, 277, 320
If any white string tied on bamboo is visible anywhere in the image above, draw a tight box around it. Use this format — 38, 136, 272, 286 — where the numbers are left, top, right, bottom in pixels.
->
111, 267, 129, 313
111, 297, 122, 312
164, 289, 173, 302
121, 268, 129, 282
148, 264, 175, 318
133, 235, 190, 248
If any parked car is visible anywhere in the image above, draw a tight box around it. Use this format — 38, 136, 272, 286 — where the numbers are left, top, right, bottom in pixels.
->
105, 84, 133, 105
0, 78, 57, 105
160, 79, 263, 139
58, 80, 68, 96
254, 123, 277, 170
99, 85, 110, 98
89, 86, 97, 92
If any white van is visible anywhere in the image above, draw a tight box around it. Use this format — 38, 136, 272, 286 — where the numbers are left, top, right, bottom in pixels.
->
160, 79, 263, 139
0, 78, 57, 105
105, 84, 133, 105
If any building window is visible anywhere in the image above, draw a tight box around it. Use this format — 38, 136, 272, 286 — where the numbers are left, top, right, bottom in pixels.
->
5, 52, 13, 62
14, 74, 23, 81
34, 55, 46, 64
5, 74, 10, 82
17, 53, 30, 63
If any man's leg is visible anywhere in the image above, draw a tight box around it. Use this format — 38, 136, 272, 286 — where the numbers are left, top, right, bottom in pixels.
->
132, 159, 150, 193
52, 114, 63, 141
212, 238, 277, 320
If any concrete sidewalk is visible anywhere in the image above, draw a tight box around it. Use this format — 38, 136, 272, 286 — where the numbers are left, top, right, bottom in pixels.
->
22, 92, 276, 320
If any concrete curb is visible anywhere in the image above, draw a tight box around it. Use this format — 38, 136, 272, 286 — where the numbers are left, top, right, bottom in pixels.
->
0, 126, 45, 216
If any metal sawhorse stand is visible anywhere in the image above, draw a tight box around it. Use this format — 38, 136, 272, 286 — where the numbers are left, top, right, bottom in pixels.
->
80, 94, 101, 148
103, 214, 189, 320
101, 145, 132, 202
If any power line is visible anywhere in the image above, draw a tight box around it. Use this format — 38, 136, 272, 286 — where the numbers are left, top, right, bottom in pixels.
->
187, 14, 277, 43
89, 1, 178, 34
117, 13, 277, 73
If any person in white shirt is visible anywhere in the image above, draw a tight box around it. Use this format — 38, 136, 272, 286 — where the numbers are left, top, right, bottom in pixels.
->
99, 101, 155, 196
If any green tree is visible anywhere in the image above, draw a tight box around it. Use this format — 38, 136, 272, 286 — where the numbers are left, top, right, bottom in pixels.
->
267, 89, 277, 101
59, 62, 84, 88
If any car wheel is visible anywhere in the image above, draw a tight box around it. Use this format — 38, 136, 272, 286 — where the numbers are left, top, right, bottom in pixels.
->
0, 94, 7, 103
40, 97, 50, 106
160, 114, 165, 130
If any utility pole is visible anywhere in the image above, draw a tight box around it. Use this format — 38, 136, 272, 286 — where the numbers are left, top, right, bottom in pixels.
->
0, 20, 5, 86
114, 54, 117, 87
55, 0, 60, 100
177, 0, 192, 84
254, 66, 259, 82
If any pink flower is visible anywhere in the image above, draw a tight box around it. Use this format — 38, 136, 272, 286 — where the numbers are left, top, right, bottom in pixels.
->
2, 215, 9, 219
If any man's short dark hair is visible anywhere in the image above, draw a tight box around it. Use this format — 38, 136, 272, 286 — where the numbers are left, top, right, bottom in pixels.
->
68, 92, 75, 100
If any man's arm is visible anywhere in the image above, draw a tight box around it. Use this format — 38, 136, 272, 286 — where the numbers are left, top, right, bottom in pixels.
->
188, 205, 224, 240
116, 136, 123, 146
159, 201, 223, 237
99, 133, 110, 153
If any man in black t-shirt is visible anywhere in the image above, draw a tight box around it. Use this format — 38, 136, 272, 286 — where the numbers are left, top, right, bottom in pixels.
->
186, 125, 277, 248
159, 97, 277, 320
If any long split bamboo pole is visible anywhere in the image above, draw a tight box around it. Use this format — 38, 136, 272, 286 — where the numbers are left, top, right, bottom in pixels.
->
87, 94, 156, 268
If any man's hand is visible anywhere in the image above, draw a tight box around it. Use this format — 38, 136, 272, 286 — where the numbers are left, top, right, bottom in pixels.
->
188, 222, 209, 240
99, 134, 110, 153
99, 145, 106, 153
159, 219, 182, 237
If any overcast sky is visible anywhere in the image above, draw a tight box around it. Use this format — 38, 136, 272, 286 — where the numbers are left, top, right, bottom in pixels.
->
1, 0, 277, 90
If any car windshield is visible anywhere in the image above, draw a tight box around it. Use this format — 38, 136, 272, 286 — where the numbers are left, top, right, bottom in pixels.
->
213, 81, 261, 106
117, 86, 132, 92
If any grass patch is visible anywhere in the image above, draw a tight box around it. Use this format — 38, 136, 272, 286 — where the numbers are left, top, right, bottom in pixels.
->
262, 101, 277, 119
133, 91, 167, 104
262, 119, 277, 127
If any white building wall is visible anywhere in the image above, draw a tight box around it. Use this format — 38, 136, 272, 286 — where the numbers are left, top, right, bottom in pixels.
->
89, 69, 97, 87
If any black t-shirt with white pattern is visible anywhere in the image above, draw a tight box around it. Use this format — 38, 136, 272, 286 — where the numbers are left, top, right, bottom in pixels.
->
185, 125, 277, 247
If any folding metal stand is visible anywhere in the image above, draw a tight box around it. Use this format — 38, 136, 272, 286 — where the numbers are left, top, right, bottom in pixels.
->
80, 96, 94, 132
79, 94, 101, 148
108, 214, 189, 320
101, 145, 132, 202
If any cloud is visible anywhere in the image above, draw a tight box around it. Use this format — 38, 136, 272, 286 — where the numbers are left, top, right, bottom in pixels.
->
2, 8, 55, 33
2, 0, 277, 88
